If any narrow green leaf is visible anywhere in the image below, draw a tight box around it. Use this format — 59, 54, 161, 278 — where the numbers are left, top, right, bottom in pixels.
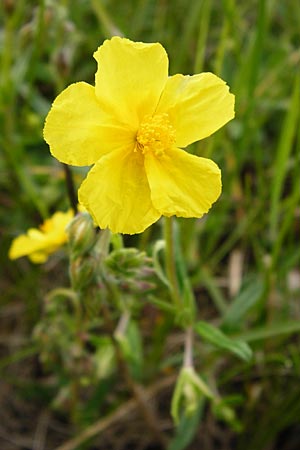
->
236, 320, 300, 343
194, 321, 252, 362
171, 367, 213, 424
222, 276, 264, 330
116, 321, 144, 380
0, 345, 38, 370
269, 73, 300, 239
152, 240, 170, 287
172, 220, 196, 323
168, 401, 204, 450
171, 371, 186, 425
199, 267, 228, 315
147, 295, 176, 313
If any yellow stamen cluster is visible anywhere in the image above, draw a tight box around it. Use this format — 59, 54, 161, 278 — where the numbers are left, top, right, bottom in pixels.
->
136, 113, 176, 157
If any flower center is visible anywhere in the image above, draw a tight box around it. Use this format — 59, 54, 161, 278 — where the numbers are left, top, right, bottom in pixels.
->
136, 113, 176, 157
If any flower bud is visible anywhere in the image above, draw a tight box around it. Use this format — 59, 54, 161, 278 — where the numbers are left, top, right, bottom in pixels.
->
105, 248, 149, 276
171, 367, 215, 424
69, 255, 97, 291
67, 213, 95, 259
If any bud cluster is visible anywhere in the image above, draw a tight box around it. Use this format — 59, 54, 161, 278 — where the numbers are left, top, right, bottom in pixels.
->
66, 213, 98, 293
104, 248, 158, 295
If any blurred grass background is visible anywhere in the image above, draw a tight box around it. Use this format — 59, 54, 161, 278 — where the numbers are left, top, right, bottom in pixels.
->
1, 0, 300, 449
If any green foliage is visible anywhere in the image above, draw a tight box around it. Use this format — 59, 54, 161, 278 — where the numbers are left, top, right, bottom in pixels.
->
171, 367, 214, 424
168, 400, 204, 450
194, 321, 252, 362
1, 1, 300, 449
221, 275, 265, 331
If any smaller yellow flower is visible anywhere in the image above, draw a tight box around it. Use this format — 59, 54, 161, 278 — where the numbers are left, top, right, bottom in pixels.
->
9, 210, 74, 263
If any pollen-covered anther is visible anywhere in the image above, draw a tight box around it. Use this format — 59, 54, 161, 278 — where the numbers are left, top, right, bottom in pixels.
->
137, 113, 176, 156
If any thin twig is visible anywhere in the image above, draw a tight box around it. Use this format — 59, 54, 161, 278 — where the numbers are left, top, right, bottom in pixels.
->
32, 409, 50, 450
55, 375, 176, 450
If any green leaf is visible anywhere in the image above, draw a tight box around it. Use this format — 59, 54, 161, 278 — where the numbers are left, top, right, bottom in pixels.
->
171, 367, 213, 424
212, 399, 243, 433
236, 320, 300, 343
116, 320, 143, 380
269, 73, 300, 239
222, 276, 264, 330
168, 401, 204, 450
172, 219, 196, 324
148, 295, 176, 313
152, 240, 170, 287
199, 267, 228, 315
92, 336, 116, 379
194, 321, 252, 362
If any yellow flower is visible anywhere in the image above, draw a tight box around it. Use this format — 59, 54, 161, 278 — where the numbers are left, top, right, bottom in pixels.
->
44, 37, 235, 234
9, 210, 74, 263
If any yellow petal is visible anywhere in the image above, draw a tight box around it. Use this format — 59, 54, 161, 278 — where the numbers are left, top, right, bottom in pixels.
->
9, 230, 46, 260
156, 73, 235, 147
8, 229, 62, 263
78, 149, 161, 234
41, 210, 74, 234
94, 37, 169, 129
44, 82, 134, 166
29, 252, 48, 264
9, 210, 73, 263
144, 147, 222, 217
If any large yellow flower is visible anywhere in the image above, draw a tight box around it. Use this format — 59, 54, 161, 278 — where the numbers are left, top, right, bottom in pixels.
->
44, 37, 234, 234
9, 210, 74, 263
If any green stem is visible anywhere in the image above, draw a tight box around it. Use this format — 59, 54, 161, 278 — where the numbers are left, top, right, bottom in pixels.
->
95, 229, 124, 312
164, 217, 182, 307
114, 310, 131, 339
63, 164, 78, 214
183, 326, 194, 368
95, 228, 111, 258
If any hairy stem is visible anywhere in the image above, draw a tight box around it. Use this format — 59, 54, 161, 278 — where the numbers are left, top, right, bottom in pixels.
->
114, 310, 131, 338
164, 217, 182, 307
183, 325, 194, 368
